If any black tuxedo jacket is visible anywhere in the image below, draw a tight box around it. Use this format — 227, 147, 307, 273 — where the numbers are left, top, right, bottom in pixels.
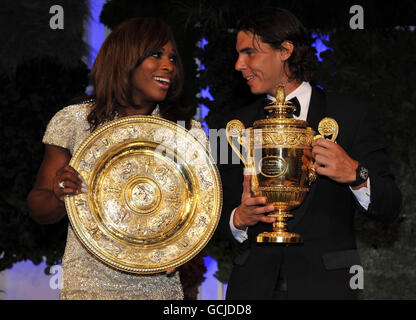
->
212, 86, 402, 299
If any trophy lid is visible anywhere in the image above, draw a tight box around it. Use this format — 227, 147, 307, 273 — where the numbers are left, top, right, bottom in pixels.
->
253, 84, 310, 129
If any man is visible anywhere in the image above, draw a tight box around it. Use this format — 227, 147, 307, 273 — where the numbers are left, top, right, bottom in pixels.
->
215, 8, 402, 299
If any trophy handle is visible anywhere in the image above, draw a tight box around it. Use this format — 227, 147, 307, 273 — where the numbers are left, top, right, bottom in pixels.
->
307, 166, 318, 185
225, 120, 248, 167
309, 117, 340, 185
314, 117, 339, 142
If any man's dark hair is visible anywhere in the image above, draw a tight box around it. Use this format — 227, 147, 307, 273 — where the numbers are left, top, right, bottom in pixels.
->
237, 7, 316, 82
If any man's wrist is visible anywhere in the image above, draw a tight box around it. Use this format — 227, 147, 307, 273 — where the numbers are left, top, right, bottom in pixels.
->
351, 179, 368, 190
233, 207, 247, 230
349, 162, 369, 187
230, 208, 248, 243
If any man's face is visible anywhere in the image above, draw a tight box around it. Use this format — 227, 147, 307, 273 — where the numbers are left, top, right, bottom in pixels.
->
235, 31, 285, 96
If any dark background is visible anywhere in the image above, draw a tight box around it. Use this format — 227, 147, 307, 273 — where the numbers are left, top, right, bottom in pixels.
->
0, 0, 415, 299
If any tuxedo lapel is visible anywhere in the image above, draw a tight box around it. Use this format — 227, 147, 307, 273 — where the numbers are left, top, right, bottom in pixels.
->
306, 86, 327, 132
288, 86, 327, 230
237, 96, 267, 127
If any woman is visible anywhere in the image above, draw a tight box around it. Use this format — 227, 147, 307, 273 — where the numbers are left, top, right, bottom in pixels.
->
27, 18, 200, 299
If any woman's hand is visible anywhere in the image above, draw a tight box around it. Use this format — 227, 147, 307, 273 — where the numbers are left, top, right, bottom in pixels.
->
233, 174, 275, 230
28, 145, 83, 224
52, 165, 87, 202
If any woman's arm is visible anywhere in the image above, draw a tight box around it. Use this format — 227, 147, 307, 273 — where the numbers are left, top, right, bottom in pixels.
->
27, 145, 84, 224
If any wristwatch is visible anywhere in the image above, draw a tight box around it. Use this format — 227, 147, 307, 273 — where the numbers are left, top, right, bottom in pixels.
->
349, 163, 369, 187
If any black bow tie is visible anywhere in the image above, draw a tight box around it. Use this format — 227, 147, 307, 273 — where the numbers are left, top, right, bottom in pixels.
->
264, 96, 301, 117
289, 97, 301, 117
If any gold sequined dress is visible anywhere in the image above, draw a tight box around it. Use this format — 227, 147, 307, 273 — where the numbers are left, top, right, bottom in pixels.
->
43, 102, 201, 300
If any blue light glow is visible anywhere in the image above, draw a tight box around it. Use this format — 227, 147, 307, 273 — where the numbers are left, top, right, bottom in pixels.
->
200, 86, 215, 101
200, 37, 209, 49
200, 103, 210, 118
84, 0, 106, 69
199, 256, 227, 299
312, 33, 333, 62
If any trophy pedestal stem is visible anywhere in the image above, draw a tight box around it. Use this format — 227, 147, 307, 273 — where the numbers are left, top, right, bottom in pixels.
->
256, 209, 302, 244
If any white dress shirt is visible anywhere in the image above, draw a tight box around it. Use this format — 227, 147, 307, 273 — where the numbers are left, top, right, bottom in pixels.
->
230, 82, 371, 243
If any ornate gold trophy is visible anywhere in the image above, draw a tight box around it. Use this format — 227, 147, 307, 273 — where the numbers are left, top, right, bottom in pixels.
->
65, 116, 222, 274
226, 85, 338, 243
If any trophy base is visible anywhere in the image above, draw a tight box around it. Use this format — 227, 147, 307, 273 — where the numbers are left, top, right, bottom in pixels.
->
257, 231, 302, 244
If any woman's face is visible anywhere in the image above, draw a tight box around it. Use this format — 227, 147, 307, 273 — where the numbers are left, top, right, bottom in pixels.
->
131, 41, 177, 107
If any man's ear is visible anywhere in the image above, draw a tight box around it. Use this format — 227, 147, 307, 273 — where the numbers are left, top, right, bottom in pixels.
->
279, 41, 294, 61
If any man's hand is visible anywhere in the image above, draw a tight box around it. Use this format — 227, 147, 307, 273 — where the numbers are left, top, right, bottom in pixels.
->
312, 138, 363, 186
233, 174, 275, 230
